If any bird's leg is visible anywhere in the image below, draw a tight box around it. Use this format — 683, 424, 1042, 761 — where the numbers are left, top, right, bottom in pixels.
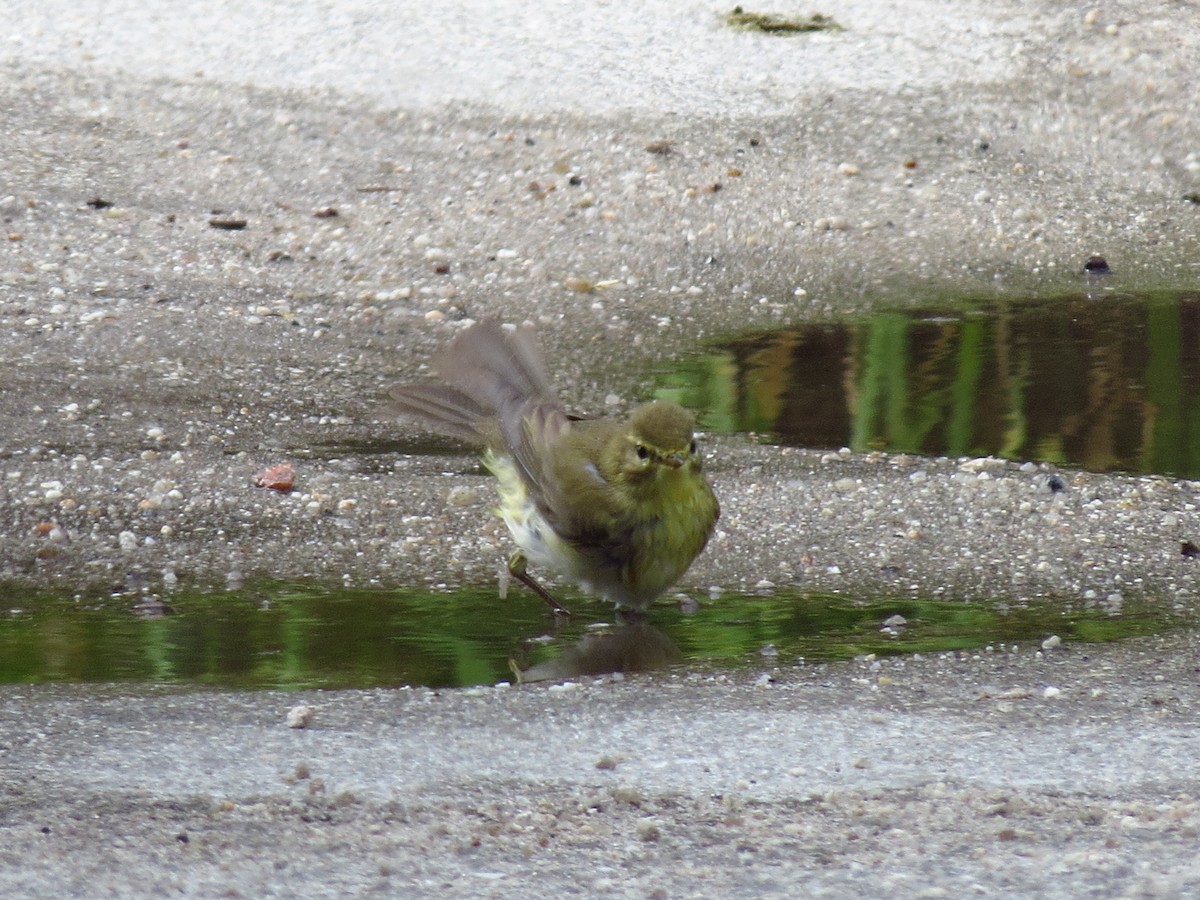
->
508, 551, 572, 617
508, 657, 527, 685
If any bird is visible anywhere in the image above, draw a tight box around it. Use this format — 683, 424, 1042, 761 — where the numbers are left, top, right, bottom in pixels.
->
389, 320, 719, 615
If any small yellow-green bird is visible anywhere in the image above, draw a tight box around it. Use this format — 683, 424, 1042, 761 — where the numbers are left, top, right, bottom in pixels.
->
389, 320, 719, 615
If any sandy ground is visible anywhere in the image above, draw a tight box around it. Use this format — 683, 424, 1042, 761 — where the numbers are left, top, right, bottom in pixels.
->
3, 0, 1200, 895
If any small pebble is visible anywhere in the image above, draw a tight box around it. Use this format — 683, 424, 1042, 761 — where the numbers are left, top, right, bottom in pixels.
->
636, 820, 661, 842
446, 485, 480, 507
255, 464, 295, 493
814, 216, 849, 231
287, 705, 315, 729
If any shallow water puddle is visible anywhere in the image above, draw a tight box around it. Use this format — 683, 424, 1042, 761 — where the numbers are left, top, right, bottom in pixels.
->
0, 586, 1176, 689
661, 289, 1200, 478
6, 290, 1197, 690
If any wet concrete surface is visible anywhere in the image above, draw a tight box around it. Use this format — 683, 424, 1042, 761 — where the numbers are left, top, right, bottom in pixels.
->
3, 0, 1200, 895
3, 633, 1200, 896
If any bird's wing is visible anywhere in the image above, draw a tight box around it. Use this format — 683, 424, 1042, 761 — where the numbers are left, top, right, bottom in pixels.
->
507, 397, 574, 508
433, 320, 558, 412
528, 416, 633, 563
389, 319, 561, 448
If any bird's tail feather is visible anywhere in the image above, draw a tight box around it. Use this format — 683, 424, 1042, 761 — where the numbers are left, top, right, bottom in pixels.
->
386, 383, 492, 444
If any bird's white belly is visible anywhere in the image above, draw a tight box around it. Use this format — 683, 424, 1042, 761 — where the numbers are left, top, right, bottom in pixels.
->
487, 453, 576, 572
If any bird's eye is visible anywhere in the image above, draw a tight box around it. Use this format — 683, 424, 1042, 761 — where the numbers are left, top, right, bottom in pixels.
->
635, 444, 649, 460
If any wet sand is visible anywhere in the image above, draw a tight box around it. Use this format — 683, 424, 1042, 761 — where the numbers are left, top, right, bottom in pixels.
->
2, 1, 1200, 895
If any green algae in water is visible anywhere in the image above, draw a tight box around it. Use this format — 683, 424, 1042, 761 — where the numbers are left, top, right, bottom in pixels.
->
725, 7, 842, 34
0, 584, 1178, 690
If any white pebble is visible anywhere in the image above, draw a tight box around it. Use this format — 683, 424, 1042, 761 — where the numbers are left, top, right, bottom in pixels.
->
814, 216, 849, 231
286, 705, 315, 728
446, 485, 479, 507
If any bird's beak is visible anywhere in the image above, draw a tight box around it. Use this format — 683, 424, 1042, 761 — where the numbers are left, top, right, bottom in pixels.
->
661, 453, 685, 470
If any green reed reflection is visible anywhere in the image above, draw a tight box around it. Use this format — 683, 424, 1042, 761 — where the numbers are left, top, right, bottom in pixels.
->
663, 291, 1200, 477
0, 585, 1177, 689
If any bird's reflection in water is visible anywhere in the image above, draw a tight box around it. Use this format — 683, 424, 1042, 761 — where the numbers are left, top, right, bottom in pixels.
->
514, 614, 681, 683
